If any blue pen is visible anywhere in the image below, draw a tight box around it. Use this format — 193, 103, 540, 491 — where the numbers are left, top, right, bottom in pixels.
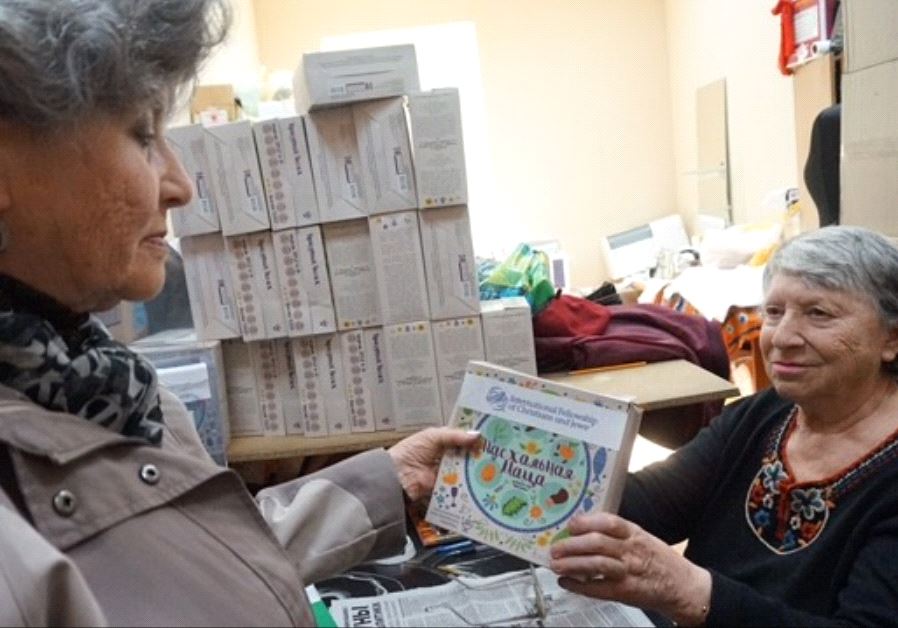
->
434, 540, 476, 557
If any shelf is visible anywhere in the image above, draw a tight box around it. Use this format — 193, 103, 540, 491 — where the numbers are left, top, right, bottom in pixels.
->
228, 429, 421, 463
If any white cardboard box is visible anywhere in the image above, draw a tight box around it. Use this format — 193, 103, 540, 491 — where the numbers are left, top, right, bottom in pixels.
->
480, 296, 537, 376
294, 44, 420, 111
369, 211, 430, 324
313, 334, 351, 435
841, 60, 898, 237
271, 227, 336, 337
253, 340, 287, 436
166, 124, 222, 236
221, 339, 264, 437
354, 97, 417, 213
383, 321, 442, 428
321, 220, 382, 330
340, 330, 376, 433
291, 338, 328, 437
432, 316, 485, 422
418, 205, 480, 320
205, 121, 270, 235
253, 117, 320, 229
180, 233, 241, 341
844, 0, 898, 73
225, 232, 288, 341
363, 327, 395, 431
305, 107, 368, 222
407, 88, 468, 208
274, 338, 304, 436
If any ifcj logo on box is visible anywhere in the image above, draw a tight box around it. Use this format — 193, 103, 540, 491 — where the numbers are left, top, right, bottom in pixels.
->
486, 386, 508, 412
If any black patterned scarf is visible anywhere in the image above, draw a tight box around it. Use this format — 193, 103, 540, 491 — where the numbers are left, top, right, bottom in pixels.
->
0, 275, 163, 444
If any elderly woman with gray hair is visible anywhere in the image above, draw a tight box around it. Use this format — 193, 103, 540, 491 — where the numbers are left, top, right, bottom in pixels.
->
550, 225, 898, 625
0, 1, 478, 625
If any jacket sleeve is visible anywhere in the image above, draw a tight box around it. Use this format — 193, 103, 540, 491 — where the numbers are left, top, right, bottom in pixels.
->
0, 498, 108, 627
255, 448, 406, 584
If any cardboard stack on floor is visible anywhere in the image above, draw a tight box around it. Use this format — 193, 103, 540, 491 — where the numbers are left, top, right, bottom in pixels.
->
172, 44, 536, 456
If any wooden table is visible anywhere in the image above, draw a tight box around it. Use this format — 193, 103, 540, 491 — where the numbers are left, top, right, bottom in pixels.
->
543, 359, 739, 410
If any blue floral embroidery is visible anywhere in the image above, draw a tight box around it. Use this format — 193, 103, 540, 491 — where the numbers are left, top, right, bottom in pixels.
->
761, 460, 788, 493
791, 488, 826, 520
746, 405, 898, 555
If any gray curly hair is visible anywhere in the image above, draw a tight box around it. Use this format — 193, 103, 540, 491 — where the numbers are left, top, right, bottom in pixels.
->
763, 225, 898, 374
0, 0, 231, 127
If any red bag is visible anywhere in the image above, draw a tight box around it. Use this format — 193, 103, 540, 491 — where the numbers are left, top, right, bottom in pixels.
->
533, 294, 611, 338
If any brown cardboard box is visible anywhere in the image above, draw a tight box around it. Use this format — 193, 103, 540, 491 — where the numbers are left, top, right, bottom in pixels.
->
844, 0, 898, 73
191, 84, 237, 125
840, 59, 898, 237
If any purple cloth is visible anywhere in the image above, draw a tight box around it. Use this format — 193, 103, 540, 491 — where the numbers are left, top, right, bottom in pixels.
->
534, 303, 731, 447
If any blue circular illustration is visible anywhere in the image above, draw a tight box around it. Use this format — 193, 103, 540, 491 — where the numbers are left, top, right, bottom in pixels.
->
465, 414, 590, 532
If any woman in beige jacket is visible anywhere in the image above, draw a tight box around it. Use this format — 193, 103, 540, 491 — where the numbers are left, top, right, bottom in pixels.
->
0, 1, 478, 624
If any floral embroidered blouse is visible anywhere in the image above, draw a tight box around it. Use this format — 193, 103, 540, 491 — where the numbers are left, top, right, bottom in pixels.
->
746, 406, 898, 555
621, 388, 898, 626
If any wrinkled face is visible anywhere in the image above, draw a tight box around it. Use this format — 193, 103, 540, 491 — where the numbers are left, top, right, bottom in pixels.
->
760, 274, 898, 405
0, 110, 192, 311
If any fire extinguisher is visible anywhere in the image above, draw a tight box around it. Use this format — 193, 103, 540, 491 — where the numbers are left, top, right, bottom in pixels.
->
772, 1, 796, 76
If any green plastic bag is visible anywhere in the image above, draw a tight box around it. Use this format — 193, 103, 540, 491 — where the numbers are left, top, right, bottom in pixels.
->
478, 243, 556, 313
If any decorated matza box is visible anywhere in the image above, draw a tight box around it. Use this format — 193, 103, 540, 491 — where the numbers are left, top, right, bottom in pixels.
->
425, 361, 642, 566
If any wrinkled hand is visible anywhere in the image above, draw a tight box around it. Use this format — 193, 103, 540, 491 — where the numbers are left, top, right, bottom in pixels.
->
388, 427, 481, 502
549, 513, 711, 625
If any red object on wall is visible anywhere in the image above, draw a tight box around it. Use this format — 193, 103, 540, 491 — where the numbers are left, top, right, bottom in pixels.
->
772, 1, 797, 75
772, 0, 839, 75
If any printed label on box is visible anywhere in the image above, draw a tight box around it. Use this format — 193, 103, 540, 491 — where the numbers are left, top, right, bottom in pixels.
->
408, 88, 467, 208
181, 233, 240, 341
314, 334, 351, 435
363, 327, 395, 431
272, 227, 336, 336
432, 317, 485, 421
206, 121, 270, 235
305, 107, 368, 222
275, 338, 305, 436
167, 124, 221, 236
253, 117, 320, 229
419, 205, 479, 320
340, 330, 376, 433
322, 220, 381, 330
354, 97, 417, 213
226, 233, 288, 341
369, 211, 430, 324
253, 340, 287, 436
480, 297, 537, 376
292, 338, 328, 437
383, 321, 442, 428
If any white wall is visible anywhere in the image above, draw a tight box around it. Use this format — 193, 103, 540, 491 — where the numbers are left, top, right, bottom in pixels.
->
663, 0, 799, 230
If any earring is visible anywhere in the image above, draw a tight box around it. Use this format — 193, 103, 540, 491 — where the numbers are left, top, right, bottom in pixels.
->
0, 220, 8, 253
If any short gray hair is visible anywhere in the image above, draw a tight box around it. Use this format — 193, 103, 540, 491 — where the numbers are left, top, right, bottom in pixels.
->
764, 226, 898, 357
0, 0, 231, 128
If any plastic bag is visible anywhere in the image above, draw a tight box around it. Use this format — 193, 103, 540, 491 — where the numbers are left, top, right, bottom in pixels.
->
478, 243, 556, 313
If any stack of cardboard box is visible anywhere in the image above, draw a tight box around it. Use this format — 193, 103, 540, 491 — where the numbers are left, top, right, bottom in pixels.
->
173, 44, 537, 446
840, 0, 898, 242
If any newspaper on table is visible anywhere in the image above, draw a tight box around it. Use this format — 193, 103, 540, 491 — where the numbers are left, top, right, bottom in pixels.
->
328, 566, 651, 627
